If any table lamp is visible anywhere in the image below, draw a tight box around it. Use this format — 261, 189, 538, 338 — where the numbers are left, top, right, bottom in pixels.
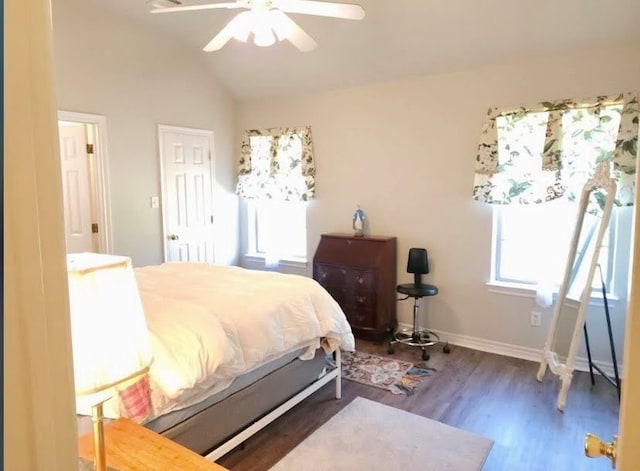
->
67, 253, 153, 471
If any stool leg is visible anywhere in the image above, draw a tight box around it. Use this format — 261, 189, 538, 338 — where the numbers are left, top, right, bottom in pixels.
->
412, 298, 421, 342
390, 295, 439, 359
413, 298, 420, 332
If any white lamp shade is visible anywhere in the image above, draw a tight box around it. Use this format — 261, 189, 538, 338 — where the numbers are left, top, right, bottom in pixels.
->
67, 253, 152, 396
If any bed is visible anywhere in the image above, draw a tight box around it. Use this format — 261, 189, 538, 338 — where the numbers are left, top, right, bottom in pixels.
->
80, 262, 355, 461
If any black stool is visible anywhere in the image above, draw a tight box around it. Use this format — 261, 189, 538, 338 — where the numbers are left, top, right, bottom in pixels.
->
388, 248, 450, 361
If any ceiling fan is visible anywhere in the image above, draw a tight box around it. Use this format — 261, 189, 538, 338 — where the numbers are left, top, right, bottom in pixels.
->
148, 0, 366, 52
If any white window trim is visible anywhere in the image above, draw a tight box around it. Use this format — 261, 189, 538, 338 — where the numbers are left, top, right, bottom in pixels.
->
247, 200, 259, 256
489, 206, 621, 308
243, 254, 308, 269
485, 280, 619, 308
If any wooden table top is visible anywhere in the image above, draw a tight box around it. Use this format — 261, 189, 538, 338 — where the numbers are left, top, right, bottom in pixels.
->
78, 418, 228, 471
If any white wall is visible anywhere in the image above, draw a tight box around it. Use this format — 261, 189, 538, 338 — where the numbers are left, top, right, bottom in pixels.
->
237, 43, 640, 366
52, 0, 239, 267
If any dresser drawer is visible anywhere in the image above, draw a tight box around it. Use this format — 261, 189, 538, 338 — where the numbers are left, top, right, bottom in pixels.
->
348, 269, 376, 292
324, 285, 348, 307
343, 306, 377, 329
344, 292, 376, 329
347, 291, 376, 310
315, 263, 348, 286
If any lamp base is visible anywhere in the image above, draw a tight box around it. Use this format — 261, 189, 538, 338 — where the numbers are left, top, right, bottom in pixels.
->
78, 457, 118, 471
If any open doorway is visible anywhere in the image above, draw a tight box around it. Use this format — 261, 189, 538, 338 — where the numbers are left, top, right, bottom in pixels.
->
57, 111, 112, 254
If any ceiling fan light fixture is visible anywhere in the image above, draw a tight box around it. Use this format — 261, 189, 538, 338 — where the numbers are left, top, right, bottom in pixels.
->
155, 0, 364, 52
269, 9, 293, 41
269, 9, 317, 51
230, 11, 253, 41
233, 30, 251, 42
253, 24, 276, 47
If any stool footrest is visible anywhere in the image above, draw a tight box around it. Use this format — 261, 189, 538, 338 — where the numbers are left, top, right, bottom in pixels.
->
391, 328, 440, 348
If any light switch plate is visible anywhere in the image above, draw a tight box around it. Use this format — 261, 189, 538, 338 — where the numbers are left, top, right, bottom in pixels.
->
150, 196, 160, 209
531, 311, 542, 327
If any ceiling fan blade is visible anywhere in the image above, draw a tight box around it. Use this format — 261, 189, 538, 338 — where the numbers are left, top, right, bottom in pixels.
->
269, 10, 317, 51
203, 11, 252, 51
275, 0, 365, 20
151, 1, 243, 14
146, 0, 182, 8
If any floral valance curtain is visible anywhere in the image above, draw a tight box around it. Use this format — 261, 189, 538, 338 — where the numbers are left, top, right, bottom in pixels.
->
236, 126, 316, 201
472, 92, 639, 209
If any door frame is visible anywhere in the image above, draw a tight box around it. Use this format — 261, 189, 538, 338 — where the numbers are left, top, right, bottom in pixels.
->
157, 124, 216, 263
58, 110, 113, 254
617, 172, 640, 468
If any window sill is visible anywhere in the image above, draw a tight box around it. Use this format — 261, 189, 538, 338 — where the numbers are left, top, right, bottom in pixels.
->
486, 280, 619, 309
244, 254, 308, 270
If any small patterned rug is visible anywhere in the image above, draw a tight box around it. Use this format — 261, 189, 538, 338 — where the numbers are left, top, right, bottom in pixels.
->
340, 350, 435, 395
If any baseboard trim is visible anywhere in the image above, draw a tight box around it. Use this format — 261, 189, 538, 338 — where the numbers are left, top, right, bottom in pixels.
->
396, 323, 623, 379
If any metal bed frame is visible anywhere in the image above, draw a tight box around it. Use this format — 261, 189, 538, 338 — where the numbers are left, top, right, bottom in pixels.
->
204, 349, 342, 462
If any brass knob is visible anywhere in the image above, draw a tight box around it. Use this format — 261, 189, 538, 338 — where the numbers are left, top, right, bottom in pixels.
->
168, 234, 179, 241
584, 433, 617, 468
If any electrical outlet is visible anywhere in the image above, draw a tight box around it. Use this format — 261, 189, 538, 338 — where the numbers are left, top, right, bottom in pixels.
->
531, 311, 542, 327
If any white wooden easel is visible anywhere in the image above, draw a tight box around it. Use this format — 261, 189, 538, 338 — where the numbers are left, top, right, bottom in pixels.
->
536, 161, 616, 411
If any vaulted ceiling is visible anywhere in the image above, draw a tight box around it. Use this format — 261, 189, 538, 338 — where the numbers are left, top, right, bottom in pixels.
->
84, 0, 640, 99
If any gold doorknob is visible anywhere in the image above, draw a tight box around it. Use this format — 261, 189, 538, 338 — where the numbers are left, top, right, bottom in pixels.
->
584, 433, 617, 468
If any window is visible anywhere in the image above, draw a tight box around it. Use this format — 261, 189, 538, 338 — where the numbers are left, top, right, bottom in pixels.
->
478, 94, 639, 298
492, 202, 616, 295
247, 199, 307, 262
237, 126, 315, 264
491, 106, 621, 291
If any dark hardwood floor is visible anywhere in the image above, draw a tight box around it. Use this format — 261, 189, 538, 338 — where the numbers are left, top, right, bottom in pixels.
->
217, 338, 620, 471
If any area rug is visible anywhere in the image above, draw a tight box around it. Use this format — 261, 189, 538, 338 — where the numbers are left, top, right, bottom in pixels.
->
340, 350, 435, 395
269, 397, 493, 471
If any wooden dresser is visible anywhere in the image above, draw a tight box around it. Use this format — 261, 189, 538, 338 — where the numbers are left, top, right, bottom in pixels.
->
313, 233, 397, 339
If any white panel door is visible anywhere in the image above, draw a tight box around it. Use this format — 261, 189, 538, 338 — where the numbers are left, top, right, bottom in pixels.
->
160, 126, 215, 263
58, 123, 95, 253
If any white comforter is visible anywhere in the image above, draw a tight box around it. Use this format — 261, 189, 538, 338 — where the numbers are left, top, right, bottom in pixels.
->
134, 263, 355, 418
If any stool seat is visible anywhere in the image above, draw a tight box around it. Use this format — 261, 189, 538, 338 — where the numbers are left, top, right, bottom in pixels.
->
397, 283, 438, 298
